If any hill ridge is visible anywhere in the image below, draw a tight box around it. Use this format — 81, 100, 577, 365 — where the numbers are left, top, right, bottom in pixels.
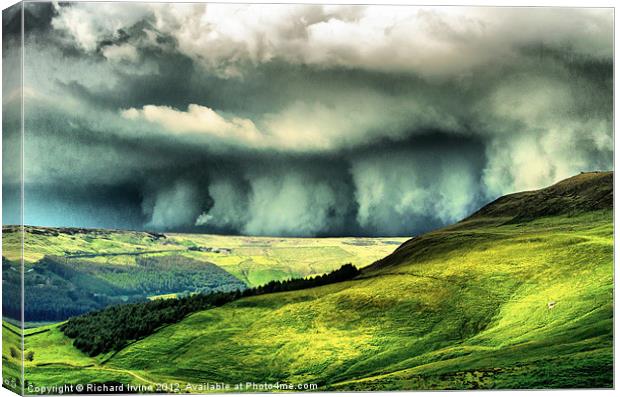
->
365, 171, 612, 274
465, 171, 612, 222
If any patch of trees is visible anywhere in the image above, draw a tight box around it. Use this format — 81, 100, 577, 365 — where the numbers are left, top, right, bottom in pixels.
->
245, 263, 360, 295
14, 257, 135, 322
61, 291, 242, 356
4, 255, 246, 322
61, 263, 360, 356
91, 255, 244, 295
2, 258, 22, 320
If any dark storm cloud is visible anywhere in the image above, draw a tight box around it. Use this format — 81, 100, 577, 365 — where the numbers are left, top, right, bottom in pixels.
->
7, 3, 613, 236
2, 3, 23, 225
24, 183, 147, 230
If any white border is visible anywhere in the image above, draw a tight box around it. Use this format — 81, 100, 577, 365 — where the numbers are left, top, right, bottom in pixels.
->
0, 1, 616, 397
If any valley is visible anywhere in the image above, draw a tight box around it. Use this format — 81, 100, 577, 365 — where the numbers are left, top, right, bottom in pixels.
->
2, 229, 406, 322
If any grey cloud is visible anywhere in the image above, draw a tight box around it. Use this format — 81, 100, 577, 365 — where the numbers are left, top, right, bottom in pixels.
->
6, 3, 612, 236
240, 163, 355, 236
143, 180, 203, 229
195, 178, 250, 231
350, 135, 486, 235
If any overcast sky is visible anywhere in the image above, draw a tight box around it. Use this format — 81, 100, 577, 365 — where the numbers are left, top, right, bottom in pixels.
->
2, 2, 613, 236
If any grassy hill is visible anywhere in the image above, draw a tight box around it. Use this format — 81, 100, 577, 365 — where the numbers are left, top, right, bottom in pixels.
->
16, 172, 614, 391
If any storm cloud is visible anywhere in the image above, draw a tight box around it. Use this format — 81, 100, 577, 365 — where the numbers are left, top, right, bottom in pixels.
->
4, 2, 613, 236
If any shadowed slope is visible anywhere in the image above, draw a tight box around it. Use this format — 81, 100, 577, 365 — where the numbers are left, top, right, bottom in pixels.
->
467, 171, 612, 221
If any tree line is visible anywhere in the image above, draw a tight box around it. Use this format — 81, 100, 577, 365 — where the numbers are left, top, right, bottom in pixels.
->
61, 263, 360, 356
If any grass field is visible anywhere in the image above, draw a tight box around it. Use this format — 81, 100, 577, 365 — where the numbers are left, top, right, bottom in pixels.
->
17, 208, 613, 391
167, 234, 407, 286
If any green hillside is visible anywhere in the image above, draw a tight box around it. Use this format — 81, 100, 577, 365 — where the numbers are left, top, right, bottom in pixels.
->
17, 172, 614, 391
1, 321, 22, 394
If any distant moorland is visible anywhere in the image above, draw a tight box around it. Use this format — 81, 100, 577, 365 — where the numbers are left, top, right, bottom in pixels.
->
2, 230, 405, 322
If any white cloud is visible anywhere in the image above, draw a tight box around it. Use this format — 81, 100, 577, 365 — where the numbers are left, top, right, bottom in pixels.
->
261, 96, 421, 151
121, 104, 263, 144
51, 2, 151, 52
52, 4, 612, 77
101, 43, 139, 63
120, 90, 460, 153
53, 3, 614, 194
174, 5, 611, 78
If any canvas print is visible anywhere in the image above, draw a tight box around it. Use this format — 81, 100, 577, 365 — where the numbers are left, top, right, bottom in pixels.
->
1, 1, 614, 394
